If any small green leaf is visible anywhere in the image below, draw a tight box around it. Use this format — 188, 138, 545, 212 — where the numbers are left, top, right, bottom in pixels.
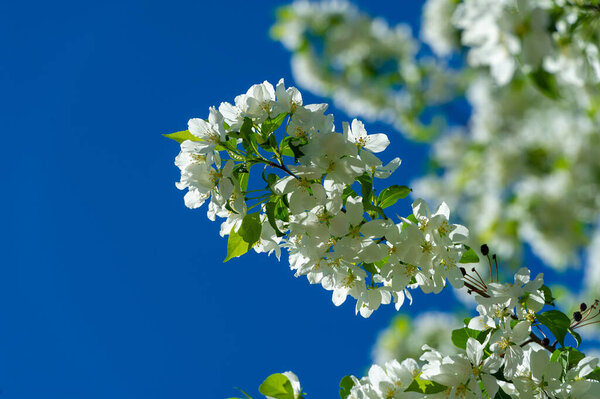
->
406, 214, 418, 223
451, 327, 481, 349
274, 197, 289, 222
266, 202, 286, 237
364, 203, 387, 219
342, 186, 359, 204
239, 213, 262, 248
240, 118, 257, 156
224, 228, 251, 262
459, 246, 480, 264
550, 347, 585, 373
281, 137, 305, 162
540, 285, 556, 306
362, 263, 378, 274
529, 68, 560, 100
377, 185, 411, 209
536, 310, 571, 347
163, 130, 198, 143
356, 173, 373, 206
262, 113, 288, 136
586, 367, 600, 381
239, 173, 249, 192
405, 375, 447, 394
258, 373, 295, 399
339, 375, 355, 399
374, 256, 389, 268
267, 173, 279, 191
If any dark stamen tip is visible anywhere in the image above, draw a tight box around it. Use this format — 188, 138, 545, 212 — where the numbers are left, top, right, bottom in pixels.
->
581, 302, 588, 312
480, 244, 489, 256
574, 311, 583, 322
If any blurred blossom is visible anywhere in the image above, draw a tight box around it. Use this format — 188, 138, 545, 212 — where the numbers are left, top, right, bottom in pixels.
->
371, 311, 460, 365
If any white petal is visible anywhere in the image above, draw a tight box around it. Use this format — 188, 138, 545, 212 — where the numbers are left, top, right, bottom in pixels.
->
365, 133, 390, 153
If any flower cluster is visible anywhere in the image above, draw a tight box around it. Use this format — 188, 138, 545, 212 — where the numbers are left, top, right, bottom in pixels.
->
273, 0, 600, 272
168, 79, 472, 317
450, 0, 600, 87
345, 267, 600, 398
415, 74, 600, 269
271, 0, 463, 140
418, 0, 600, 272
247, 267, 600, 399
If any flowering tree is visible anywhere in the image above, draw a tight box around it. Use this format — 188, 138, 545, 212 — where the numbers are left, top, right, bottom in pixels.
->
165, 1, 600, 397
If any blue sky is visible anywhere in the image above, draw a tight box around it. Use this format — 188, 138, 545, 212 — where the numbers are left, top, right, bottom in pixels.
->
0, 1, 587, 398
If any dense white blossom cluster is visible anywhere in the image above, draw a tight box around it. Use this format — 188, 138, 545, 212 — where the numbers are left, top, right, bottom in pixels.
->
250, 268, 600, 398
271, 0, 462, 140
171, 79, 471, 317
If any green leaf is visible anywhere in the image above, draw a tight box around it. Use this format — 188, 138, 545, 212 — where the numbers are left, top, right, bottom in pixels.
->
262, 113, 288, 136
267, 173, 279, 192
405, 376, 447, 394
459, 246, 480, 264
224, 228, 251, 262
377, 185, 411, 209
406, 214, 418, 224
374, 255, 389, 268
266, 202, 286, 237
451, 327, 481, 349
540, 285, 556, 306
239, 172, 249, 192
240, 117, 257, 156
364, 203, 387, 220
362, 263, 379, 274
356, 173, 373, 205
529, 68, 560, 100
339, 375, 355, 399
258, 373, 295, 399
281, 136, 305, 162
238, 213, 262, 248
586, 367, 600, 381
401, 214, 418, 231
274, 197, 289, 222
550, 347, 585, 373
342, 186, 359, 204
536, 310, 571, 346
163, 130, 198, 143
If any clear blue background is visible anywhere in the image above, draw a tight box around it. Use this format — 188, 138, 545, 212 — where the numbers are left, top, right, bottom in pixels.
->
0, 1, 586, 398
